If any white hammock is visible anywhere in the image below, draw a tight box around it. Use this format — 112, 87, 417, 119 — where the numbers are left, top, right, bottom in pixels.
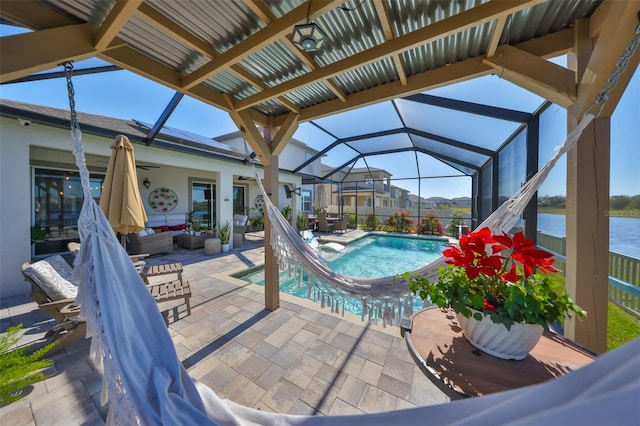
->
252, 114, 595, 326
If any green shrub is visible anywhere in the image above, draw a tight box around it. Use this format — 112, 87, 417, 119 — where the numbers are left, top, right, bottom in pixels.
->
364, 213, 379, 230
417, 210, 443, 235
0, 324, 54, 405
386, 211, 413, 233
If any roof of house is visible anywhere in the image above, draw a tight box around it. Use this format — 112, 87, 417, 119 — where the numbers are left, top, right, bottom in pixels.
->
0, 98, 246, 163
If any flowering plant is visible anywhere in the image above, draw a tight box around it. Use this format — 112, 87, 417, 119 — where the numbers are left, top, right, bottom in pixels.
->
404, 227, 586, 330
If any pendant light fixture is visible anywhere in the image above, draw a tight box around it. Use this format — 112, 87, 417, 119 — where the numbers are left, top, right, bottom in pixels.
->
291, 1, 328, 52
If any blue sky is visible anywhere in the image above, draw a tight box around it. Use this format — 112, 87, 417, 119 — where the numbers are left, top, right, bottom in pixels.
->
1, 24, 638, 199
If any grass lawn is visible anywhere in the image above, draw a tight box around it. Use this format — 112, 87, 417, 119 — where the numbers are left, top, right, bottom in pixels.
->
607, 302, 640, 351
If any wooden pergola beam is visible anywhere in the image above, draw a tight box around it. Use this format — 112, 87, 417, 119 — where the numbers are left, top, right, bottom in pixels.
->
0, 24, 124, 83
483, 45, 577, 107
228, 109, 272, 167
242, 0, 347, 104
573, 0, 640, 118
373, 0, 407, 85
270, 27, 574, 127
181, 0, 342, 90
94, 0, 142, 50
136, 2, 299, 113
271, 113, 299, 156
234, 0, 546, 111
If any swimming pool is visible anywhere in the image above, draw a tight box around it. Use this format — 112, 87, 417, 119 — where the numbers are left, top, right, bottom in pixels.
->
235, 234, 446, 315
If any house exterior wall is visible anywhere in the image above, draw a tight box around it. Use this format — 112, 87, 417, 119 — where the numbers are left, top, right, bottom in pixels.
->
0, 117, 300, 298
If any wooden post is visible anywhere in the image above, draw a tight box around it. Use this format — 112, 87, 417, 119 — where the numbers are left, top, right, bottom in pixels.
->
564, 116, 610, 353
263, 127, 280, 311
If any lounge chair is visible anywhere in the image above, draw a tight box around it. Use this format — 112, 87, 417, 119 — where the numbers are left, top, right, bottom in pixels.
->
301, 230, 344, 252
20, 255, 86, 354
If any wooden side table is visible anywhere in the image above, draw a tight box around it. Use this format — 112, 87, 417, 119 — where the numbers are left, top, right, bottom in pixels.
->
403, 307, 596, 399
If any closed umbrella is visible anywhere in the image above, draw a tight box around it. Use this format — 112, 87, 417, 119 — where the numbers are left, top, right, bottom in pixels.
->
99, 135, 148, 246
314, 183, 328, 211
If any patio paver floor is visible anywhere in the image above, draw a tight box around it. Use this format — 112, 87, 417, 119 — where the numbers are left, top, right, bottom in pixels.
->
0, 232, 449, 424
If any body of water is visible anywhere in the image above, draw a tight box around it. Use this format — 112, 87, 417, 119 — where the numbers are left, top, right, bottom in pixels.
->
537, 213, 640, 258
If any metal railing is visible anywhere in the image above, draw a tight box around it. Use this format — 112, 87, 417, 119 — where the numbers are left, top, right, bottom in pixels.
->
537, 231, 640, 318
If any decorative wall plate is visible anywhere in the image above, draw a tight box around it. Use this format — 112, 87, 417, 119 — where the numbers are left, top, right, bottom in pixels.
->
254, 194, 265, 210
149, 188, 178, 212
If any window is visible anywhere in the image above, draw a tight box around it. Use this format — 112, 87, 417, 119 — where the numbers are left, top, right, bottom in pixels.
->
365, 178, 373, 185
192, 182, 215, 229
33, 167, 104, 256
301, 190, 311, 212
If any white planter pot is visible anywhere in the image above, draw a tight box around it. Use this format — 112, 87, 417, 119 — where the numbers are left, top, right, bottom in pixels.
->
194, 231, 202, 236
221, 243, 230, 253
456, 310, 544, 360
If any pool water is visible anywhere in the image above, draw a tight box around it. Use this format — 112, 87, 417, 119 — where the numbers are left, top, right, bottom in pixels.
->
237, 234, 446, 315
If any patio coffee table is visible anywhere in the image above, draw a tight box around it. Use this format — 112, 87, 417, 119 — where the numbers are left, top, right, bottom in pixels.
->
402, 307, 596, 399
176, 233, 209, 250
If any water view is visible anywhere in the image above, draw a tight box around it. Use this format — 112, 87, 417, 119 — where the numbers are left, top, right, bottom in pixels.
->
537, 213, 640, 258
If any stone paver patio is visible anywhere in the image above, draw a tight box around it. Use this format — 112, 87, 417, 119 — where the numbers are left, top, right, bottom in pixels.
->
0, 232, 448, 424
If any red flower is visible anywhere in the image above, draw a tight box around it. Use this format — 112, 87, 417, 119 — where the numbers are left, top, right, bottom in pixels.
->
443, 227, 558, 286
483, 299, 497, 311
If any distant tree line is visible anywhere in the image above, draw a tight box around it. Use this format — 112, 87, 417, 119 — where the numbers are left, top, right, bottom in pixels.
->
538, 194, 640, 211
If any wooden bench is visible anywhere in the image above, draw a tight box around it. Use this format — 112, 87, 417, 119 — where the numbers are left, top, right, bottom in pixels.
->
143, 263, 191, 321
147, 279, 192, 317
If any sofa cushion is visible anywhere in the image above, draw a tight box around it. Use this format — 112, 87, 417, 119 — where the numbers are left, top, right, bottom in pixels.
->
169, 224, 186, 231
146, 216, 167, 228
23, 255, 78, 300
146, 228, 156, 235
138, 229, 148, 237
165, 214, 186, 227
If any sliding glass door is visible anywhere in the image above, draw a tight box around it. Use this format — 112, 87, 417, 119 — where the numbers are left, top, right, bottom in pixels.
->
191, 182, 215, 229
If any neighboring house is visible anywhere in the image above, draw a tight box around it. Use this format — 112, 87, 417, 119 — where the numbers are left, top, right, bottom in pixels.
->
0, 99, 305, 297
323, 165, 398, 209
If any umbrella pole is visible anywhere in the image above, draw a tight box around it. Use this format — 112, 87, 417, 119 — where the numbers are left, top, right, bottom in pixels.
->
120, 233, 127, 250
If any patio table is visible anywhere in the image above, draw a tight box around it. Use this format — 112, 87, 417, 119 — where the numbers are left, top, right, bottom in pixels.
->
402, 307, 596, 400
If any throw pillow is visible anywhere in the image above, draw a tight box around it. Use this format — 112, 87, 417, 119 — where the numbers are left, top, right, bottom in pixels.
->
23, 255, 78, 300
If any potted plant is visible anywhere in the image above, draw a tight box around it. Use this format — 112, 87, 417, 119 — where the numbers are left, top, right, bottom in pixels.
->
192, 219, 202, 236
215, 221, 231, 252
403, 227, 586, 360
296, 213, 307, 232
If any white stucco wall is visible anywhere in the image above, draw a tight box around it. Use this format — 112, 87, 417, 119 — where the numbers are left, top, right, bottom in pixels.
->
1, 119, 33, 297
0, 116, 301, 298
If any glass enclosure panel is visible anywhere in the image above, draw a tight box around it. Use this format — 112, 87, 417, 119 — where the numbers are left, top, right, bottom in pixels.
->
312, 102, 402, 139
480, 160, 493, 221
498, 130, 526, 205
33, 167, 104, 256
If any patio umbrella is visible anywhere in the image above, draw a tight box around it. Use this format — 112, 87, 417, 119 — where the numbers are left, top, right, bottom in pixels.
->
99, 135, 147, 247
314, 183, 328, 211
